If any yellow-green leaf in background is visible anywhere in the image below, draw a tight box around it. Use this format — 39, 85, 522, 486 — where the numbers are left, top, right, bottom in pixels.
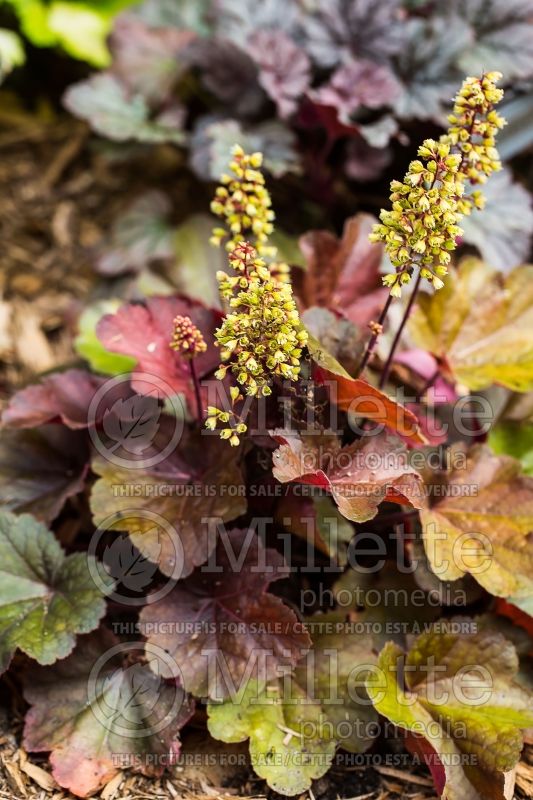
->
6, 0, 138, 66
420, 444, 533, 605
409, 258, 533, 392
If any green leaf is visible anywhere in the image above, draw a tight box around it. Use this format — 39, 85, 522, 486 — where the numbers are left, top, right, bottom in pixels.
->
74, 300, 137, 376
294, 616, 378, 754
208, 679, 334, 796
63, 74, 186, 143
97, 191, 174, 277
8, 0, 136, 66
333, 561, 440, 649
489, 421, 533, 476
0, 511, 112, 672
208, 617, 378, 794
367, 624, 533, 799
409, 258, 533, 392
0, 28, 25, 81
169, 214, 226, 308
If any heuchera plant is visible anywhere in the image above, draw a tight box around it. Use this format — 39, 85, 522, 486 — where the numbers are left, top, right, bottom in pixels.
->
1, 71, 533, 800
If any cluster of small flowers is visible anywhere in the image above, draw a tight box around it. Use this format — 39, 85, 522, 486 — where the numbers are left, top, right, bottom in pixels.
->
370, 72, 505, 297
209, 144, 291, 284
169, 315, 207, 358
442, 71, 505, 215
209, 145, 276, 257
206, 240, 308, 445
370, 140, 463, 296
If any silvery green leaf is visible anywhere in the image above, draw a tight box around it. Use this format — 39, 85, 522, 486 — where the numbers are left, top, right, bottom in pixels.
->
190, 117, 300, 180
461, 169, 533, 271
64, 74, 186, 144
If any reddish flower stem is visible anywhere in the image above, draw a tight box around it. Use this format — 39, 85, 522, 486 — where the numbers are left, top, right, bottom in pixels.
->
379, 271, 422, 389
189, 358, 203, 422
357, 294, 394, 375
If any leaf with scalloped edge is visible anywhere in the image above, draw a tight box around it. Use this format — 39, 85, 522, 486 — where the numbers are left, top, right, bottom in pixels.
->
109, 15, 195, 104
452, 0, 533, 81
207, 616, 377, 794
23, 628, 195, 797
63, 74, 186, 143
90, 433, 246, 580
96, 191, 174, 277
295, 213, 387, 330
248, 30, 310, 118
420, 444, 533, 606
272, 429, 425, 522
409, 258, 533, 392
0, 512, 112, 673
460, 169, 533, 271
2, 369, 105, 429
207, 677, 333, 795
367, 623, 533, 799
96, 295, 220, 408
140, 529, 310, 700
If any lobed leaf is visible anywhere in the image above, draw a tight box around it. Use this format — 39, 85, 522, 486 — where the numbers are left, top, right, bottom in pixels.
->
140, 529, 310, 699
460, 169, 533, 271
64, 73, 186, 144
96, 191, 175, 277
23, 629, 194, 797
409, 258, 533, 392
96, 295, 221, 407
90, 432, 246, 579
295, 213, 387, 329
420, 444, 533, 607
0, 426, 88, 522
2, 369, 106, 429
0, 511, 112, 672
272, 429, 425, 523
367, 623, 533, 799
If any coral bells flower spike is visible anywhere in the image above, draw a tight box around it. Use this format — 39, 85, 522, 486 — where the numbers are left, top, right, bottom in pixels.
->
209, 144, 276, 257
170, 315, 207, 358
210, 144, 292, 284
370, 72, 505, 297
208, 147, 308, 446
207, 241, 308, 444
215, 240, 308, 396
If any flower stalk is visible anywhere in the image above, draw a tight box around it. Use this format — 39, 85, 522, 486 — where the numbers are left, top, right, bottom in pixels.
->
359, 71, 506, 377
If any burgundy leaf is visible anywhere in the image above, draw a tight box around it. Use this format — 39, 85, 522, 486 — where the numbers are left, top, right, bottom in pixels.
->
2, 370, 106, 430
295, 213, 387, 328
0, 426, 88, 522
90, 432, 247, 579
139, 529, 311, 699
23, 629, 195, 797
96, 296, 221, 407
